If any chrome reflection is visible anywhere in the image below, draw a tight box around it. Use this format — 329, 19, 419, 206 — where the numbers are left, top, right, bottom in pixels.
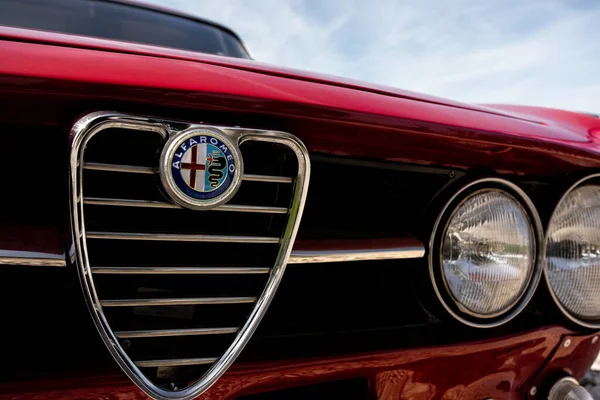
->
428, 177, 544, 328
70, 112, 311, 400
545, 176, 600, 328
441, 189, 535, 317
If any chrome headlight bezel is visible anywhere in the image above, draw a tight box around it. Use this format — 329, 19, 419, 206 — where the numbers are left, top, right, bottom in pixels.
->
428, 177, 544, 328
544, 173, 600, 329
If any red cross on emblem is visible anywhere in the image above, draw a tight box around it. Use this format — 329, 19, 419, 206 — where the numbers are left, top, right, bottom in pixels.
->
180, 145, 205, 189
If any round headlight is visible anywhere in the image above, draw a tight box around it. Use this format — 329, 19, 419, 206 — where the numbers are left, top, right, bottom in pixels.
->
545, 178, 600, 327
430, 178, 543, 327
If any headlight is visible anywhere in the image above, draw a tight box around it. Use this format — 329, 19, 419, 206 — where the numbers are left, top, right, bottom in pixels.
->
429, 178, 543, 327
545, 178, 600, 327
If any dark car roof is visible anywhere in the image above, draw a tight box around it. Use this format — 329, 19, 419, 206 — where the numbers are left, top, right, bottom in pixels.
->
101, 0, 252, 58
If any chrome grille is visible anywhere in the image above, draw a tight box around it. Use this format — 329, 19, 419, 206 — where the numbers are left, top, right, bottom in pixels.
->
70, 112, 309, 400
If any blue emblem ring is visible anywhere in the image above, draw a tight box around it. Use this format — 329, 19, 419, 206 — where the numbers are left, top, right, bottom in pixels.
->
160, 129, 243, 209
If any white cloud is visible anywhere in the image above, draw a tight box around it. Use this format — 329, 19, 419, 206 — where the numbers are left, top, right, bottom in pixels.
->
145, 0, 600, 112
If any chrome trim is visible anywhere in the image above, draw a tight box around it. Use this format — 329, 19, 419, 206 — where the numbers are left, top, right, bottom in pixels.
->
136, 358, 218, 368
70, 112, 310, 400
0, 250, 66, 267
288, 246, 424, 264
101, 297, 257, 307
115, 327, 239, 338
428, 177, 544, 328
243, 174, 293, 183
84, 162, 157, 174
84, 162, 292, 184
0, 257, 66, 267
85, 197, 180, 208
91, 266, 271, 274
86, 231, 280, 244
84, 197, 288, 214
544, 173, 600, 329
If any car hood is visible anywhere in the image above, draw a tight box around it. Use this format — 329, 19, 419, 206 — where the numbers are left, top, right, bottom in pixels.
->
0, 26, 542, 121
2, 26, 600, 144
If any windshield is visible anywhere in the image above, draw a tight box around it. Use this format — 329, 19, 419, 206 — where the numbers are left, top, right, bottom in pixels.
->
0, 0, 250, 59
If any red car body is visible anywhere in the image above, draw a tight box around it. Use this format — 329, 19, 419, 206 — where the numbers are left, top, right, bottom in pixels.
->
0, 22, 599, 400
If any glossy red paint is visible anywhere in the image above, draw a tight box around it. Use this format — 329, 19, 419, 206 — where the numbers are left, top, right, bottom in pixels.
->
485, 104, 600, 134
1, 28, 600, 177
0, 327, 594, 400
0, 374, 146, 400
210, 326, 587, 399
0, 26, 556, 119
528, 332, 600, 399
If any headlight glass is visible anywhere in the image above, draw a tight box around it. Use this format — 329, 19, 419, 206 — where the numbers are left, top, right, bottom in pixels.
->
441, 190, 535, 317
546, 184, 600, 322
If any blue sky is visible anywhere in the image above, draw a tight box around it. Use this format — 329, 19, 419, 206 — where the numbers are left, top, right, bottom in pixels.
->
147, 0, 600, 112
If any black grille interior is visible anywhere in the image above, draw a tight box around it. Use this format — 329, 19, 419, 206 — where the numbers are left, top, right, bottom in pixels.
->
80, 126, 298, 391
297, 156, 458, 240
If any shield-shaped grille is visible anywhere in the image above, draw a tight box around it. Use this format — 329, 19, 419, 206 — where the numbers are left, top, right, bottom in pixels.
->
69, 112, 310, 400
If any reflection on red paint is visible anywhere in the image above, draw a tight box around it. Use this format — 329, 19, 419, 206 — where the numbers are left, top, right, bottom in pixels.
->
0, 327, 597, 399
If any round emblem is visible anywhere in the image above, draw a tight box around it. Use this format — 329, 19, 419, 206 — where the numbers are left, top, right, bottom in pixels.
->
159, 129, 243, 209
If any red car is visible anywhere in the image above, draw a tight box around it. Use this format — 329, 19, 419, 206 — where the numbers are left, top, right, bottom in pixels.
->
0, 1, 598, 399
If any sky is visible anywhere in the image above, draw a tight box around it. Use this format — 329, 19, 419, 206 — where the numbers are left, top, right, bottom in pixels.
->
146, 0, 600, 112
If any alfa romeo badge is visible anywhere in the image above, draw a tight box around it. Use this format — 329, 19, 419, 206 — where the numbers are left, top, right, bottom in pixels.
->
159, 128, 243, 209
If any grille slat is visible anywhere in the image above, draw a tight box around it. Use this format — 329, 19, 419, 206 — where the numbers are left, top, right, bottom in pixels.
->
84, 162, 157, 174
115, 327, 240, 338
86, 231, 280, 244
91, 266, 271, 274
100, 297, 258, 307
243, 174, 293, 183
135, 358, 218, 368
71, 113, 309, 399
82, 162, 294, 183
84, 197, 289, 214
